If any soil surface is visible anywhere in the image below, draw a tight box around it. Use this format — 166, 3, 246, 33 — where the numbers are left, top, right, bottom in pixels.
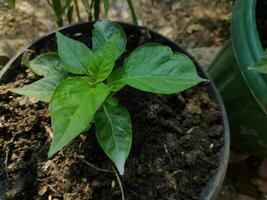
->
0, 27, 224, 199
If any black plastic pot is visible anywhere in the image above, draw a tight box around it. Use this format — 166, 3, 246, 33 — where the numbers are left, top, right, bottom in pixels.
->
0, 22, 229, 200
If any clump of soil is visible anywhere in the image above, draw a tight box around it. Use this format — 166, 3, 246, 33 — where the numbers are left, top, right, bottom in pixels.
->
256, 0, 267, 48
0, 26, 224, 200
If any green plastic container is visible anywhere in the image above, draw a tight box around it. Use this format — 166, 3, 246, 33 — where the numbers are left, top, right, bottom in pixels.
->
208, 0, 267, 156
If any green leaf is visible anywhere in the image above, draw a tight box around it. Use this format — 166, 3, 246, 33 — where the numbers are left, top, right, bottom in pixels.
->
110, 44, 204, 94
10, 74, 66, 102
24, 52, 67, 77
107, 68, 126, 91
48, 77, 110, 157
5, 0, 16, 9
249, 50, 267, 74
56, 32, 93, 75
103, 0, 109, 17
105, 96, 119, 107
92, 20, 127, 58
95, 103, 132, 175
87, 42, 116, 82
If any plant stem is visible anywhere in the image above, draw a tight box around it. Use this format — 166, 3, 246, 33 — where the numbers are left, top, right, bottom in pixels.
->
126, 0, 138, 24
74, 0, 82, 22
113, 167, 125, 200
46, 0, 52, 6
88, 0, 94, 21
67, 5, 74, 24
51, 0, 64, 26
94, 0, 100, 20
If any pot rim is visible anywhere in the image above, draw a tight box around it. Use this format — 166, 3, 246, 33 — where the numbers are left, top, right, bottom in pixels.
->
0, 21, 230, 200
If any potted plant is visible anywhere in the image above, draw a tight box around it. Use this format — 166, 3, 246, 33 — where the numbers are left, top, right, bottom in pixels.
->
0, 20, 229, 199
208, 0, 267, 156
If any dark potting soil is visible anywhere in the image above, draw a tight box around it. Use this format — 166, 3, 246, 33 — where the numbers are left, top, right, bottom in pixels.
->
0, 27, 223, 200
256, 0, 267, 48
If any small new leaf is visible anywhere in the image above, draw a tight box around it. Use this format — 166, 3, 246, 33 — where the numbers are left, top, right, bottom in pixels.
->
109, 44, 204, 94
95, 103, 132, 175
56, 32, 93, 75
87, 41, 116, 82
48, 77, 110, 157
10, 74, 66, 102
249, 50, 267, 74
92, 20, 127, 58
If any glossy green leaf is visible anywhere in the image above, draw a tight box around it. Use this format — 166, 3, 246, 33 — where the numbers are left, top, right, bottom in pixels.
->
92, 20, 127, 58
24, 52, 67, 77
48, 78, 110, 157
10, 74, 66, 102
87, 42, 116, 82
56, 32, 93, 75
249, 50, 267, 74
95, 103, 132, 175
110, 44, 204, 94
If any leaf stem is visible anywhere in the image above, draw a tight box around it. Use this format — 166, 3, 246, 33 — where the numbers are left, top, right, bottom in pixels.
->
113, 166, 125, 200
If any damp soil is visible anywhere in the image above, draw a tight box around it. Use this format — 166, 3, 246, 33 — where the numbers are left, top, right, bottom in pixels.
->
256, 0, 267, 48
0, 25, 224, 200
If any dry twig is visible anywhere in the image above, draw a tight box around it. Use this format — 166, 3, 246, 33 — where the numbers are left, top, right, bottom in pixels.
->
4, 148, 10, 180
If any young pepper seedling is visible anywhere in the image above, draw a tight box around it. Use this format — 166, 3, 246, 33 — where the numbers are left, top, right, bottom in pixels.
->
11, 20, 205, 175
